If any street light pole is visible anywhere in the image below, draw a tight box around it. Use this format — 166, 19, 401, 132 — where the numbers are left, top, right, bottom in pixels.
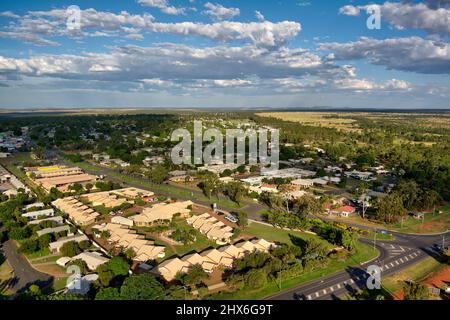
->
373, 229, 377, 251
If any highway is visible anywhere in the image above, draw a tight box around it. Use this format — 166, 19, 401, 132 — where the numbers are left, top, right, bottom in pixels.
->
267, 230, 449, 300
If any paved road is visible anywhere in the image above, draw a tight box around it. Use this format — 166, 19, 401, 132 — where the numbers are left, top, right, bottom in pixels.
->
1, 240, 53, 294
58, 156, 268, 220
267, 231, 450, 300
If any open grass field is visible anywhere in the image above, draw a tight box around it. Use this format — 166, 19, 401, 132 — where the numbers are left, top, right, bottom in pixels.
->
244, 220, 334, 250
258, 112, 361, 132
382, 257, 446, 298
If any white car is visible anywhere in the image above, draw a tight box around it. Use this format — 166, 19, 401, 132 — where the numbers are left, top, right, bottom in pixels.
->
225, 214, 238, 223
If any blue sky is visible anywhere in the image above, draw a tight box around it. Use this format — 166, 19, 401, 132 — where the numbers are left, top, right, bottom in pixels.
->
0, 0, 448, 109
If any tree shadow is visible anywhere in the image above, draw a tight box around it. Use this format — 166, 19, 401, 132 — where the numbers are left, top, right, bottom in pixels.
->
288, 234, 307, 251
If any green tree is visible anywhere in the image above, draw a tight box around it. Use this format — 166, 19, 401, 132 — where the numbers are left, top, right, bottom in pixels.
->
245, 269, 267, 289
376, 192, 406, 224
146, 164, 169, 184
403, 282, 429, 300
95, 287, 121, 300
107, 256, 130, 276
60, 241, 81, 257
223, 181, 247, 204
176, 264, 209, 287
120, 274, 165, 300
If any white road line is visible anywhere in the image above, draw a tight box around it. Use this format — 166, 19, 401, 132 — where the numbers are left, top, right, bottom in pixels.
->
337, 284, 341, 289
349, 279, 354, 284
315, 292, 319, 298
322, 289, 327, 295
389, 263, 395, 267
307, 295, 312, 300
395, 260, 400, 265
409, 254, 414, 259
404, 256, 409, 261
400, 258, 404, 263
384, 265, 389, 270
329, 286, 334, 292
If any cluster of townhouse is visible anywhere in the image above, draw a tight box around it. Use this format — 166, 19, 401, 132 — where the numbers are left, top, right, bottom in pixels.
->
0, 164, 30, 197
92, 222, 165, 262
187, 213, 234, 244
131, 200, 193, 227
25, 165, 98, 192
52, 197, 100, 226
154, 239, 275, 281
82, 187, 153, 209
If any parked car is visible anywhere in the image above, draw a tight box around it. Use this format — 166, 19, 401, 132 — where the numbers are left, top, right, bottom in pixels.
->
225, 214, 238, 223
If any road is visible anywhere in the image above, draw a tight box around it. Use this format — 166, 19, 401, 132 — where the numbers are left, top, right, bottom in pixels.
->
267, 230, 450, 300
57, 154, 450, 300
0, 239, 53, 294
57, 156, 268, 220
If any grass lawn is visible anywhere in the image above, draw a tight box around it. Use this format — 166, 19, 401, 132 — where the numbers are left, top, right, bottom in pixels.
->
360, 230, 395, 241
382, 257, 446, 295
23, 248, 51, 260
244, 220, 334, 250
212, 241, 378, 300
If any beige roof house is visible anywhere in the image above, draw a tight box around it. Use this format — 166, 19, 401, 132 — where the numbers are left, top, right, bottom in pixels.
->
154, 239, 276, 281
132, 200, 193, 227
93, 223, 165, 262
187, 212, 234, 244
52, 197, 100, 226
71, 252, 110, 271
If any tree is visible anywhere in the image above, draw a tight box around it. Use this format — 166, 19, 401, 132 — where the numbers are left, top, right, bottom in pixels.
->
236, 211, 248, 227
60, 241, 81, 257
95, 287, 121, 300
176, 264, 209, 287
403, 282, 429, 300
96, 264, 114, 287
223, 182, 247, 204
198, 173, 221, 199
146, 164, 169, 184
244, 269, 267, 289
120, 274, 165, 300
107, 256, 130, 276
18, 239, 39, 254
394, 180, 420, 210
38, 234, 53, 250
376, 192, 406, 224
70, 183, 83, 193
293, 194, 322, 217
78, 240, 91, 251
68, 259, 88, 275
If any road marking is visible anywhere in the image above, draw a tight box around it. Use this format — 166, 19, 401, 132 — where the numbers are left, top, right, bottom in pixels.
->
389, 263, 394, 267
395, 260, 400, 265
349, 279, 354, 284
322, 289, 327, 295
315, 292, 319, 298
337, 284, 341, 289
307, 295, 312, 300
404, 256, 409, 261
399, 258, 404, 263
384, 264, 389, 270
409, 254, 414, 259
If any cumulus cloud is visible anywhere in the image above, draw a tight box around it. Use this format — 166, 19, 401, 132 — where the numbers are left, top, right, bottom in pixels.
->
334, 78, 411, 91
339, 2, 450, 36
339, 5, 360, 16
203, 2, 240, 21
320, 36, 450, 74
0, 8, 301, 48
137, 0, 185, 15
255, 11, 265, 22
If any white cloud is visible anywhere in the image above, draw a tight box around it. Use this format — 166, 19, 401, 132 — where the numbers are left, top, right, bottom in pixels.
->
339, 2, 450, 36
255, 11, 265, 22
137, 0, 185, 15
0, 8, 301, 48
212, 79, 252, 87
320, 36, 450, 74
334, 78, 411, 91
339, 5, 360, 16
203, 2, 240, 21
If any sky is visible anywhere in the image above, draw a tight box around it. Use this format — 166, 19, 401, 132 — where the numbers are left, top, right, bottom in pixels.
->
0, 0, 449, 109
